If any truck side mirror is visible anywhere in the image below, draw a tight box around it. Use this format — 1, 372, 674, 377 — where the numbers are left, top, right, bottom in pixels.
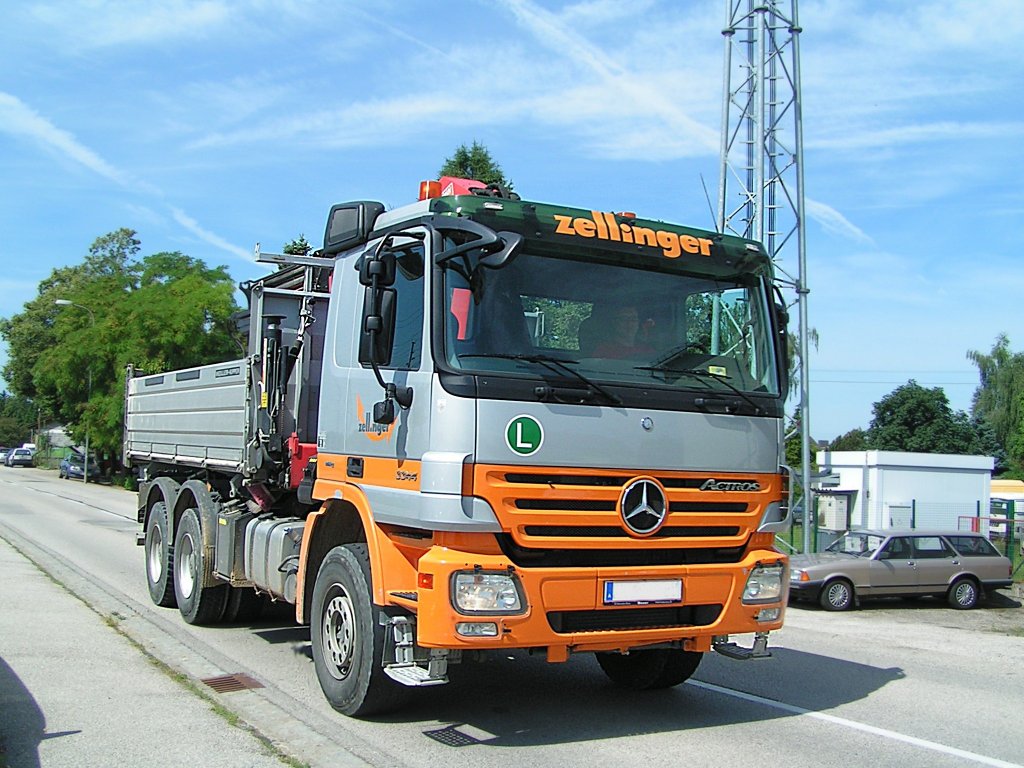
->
358, 286, 397, 366
359, 251, 396, 287
775, 301, 790, 397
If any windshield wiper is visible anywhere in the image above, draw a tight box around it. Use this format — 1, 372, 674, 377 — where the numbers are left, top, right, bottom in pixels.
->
635, 365, 765, 415
457, 353, 622, 406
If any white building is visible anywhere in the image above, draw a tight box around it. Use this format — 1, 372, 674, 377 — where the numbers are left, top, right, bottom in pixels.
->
814, 450, 994, 534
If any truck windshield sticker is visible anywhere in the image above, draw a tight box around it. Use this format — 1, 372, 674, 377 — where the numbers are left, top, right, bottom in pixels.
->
505, 415, 543, 456
553, 212, 714, 260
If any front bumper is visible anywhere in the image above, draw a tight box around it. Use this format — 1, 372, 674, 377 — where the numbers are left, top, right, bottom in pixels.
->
411, 544, 787, 654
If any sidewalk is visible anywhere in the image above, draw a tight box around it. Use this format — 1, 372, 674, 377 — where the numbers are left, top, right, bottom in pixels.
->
0, 536, 289, 768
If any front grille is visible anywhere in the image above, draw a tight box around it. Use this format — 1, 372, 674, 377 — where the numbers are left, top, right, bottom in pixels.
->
504, 473, 630, 487
503, 473, 760, 490
515, 499, 747, 514
547, 604, 723, 633
497, 534, 745, 568
515, 499, 617, 511
522, 525, 739, 538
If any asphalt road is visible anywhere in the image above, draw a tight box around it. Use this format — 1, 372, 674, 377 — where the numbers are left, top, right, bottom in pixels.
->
1, 467, 1022, 768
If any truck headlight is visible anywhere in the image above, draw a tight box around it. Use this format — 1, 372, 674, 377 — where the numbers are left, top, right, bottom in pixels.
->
742, 563, 786, 604
452, 571, 526, 614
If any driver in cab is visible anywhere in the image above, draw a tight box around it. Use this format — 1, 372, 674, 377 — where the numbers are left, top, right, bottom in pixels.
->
579, 301, 655, 360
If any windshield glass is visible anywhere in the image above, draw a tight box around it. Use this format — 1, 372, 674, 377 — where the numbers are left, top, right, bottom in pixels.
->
441, 247, 780, 397
827, 532, 886, 557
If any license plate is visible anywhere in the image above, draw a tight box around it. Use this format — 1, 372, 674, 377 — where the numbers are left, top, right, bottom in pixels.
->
603, 579, 682, 606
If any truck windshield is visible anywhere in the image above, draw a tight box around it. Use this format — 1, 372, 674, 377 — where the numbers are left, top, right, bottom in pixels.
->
440, 245, 781, 399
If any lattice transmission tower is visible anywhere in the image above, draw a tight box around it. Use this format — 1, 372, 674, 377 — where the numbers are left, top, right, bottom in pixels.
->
716, 0, 813, 552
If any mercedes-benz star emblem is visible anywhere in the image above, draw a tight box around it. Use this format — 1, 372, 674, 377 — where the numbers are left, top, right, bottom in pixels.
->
619, 478, 668, 536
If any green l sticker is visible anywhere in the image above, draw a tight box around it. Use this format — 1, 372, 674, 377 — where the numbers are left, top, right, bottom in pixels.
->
505, 415, 544, 456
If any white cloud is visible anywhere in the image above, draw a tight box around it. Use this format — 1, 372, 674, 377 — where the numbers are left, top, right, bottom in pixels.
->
500, 0, 720, 154
170, 208, 253, 263
0, 92, 250, 263
0, 92, 136, 187
28, 0, 231, 48
809, 121, 1024, 153
805, 199, 873, 245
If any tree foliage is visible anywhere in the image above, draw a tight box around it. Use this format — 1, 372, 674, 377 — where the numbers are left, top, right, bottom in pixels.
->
0, 392, 37, 446
830, 427, 868, 452
867, 380, 1002, 463
284, 235, 312, 256
0, 228, 241, 458
438, 141, 512, 189
968, 334, 1024, 474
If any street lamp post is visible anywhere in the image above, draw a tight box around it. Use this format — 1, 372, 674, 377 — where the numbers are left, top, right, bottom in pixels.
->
55, 299, 95, 484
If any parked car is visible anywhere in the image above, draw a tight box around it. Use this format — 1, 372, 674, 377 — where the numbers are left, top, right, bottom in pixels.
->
0, 447, 9, 465
789, 529, 1013, 611
6, 448, 35, 468
59, 453, 102, 481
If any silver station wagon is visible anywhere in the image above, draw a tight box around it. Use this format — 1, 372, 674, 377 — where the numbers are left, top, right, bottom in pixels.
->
789, 529, 1013, 611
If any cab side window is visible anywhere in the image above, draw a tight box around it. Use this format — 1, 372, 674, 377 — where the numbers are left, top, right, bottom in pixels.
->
387, 245, 425, 370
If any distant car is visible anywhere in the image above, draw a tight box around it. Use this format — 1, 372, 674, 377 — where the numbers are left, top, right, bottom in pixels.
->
0, 448, 9, 465
6, 448, 35, 468
59, 454, 102, 481
789, 529, 1013, 611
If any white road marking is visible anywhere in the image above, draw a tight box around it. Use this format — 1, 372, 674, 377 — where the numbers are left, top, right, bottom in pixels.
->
689, 680, 1022, 768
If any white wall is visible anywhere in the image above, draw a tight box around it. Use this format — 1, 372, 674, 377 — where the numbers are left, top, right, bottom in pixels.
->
815, 451, 993, 532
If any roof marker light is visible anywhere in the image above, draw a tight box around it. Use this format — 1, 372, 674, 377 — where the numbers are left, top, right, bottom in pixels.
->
419, 180, 442, 200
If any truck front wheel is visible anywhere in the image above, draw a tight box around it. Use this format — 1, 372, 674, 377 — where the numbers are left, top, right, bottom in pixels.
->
173, 507, 228, 625
145, 501, 176, 608
310, 544, 410, 717
596, 648, 703, 690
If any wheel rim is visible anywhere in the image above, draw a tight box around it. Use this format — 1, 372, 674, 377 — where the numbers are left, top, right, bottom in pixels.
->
147, 524, 164, 583
955, 581, 976, 606
826, 582, 849, 609
322, 585, 356, 681
176, 530, 197, 600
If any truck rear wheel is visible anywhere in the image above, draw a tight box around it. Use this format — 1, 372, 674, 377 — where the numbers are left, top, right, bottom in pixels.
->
596, 648, 703, 690
310, 544, 410, 717
223, 586, 266, 623
145, 501, 176, 608
173, 507, 228, 625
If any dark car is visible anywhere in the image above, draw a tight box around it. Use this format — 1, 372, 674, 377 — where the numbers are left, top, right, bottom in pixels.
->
7, 448, 35, 468
789, 529, 1013, 611
59, 453, 102, 481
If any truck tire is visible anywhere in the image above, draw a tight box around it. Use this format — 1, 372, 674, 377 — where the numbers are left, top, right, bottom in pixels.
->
145, 501, 177, 608
223, 586, 266, 624
310, 544, 410, 717
173, 507, 228, 625
596, 648, 702, 690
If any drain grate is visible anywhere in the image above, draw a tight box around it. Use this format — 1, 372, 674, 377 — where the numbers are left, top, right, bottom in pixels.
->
423, 726, 479, 747
200, 673, 264, 693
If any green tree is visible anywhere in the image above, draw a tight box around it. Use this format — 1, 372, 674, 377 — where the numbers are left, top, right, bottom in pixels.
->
830, 427, 868, 451
968, 334, 1024, 473
867, 380, 1001, 459
284, 235, 312, 256
1, 230, 240, 459
0, 392, 38, 446
438, 141, 513, 189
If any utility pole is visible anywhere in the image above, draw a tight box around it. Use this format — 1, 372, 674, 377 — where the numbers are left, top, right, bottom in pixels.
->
717, 0, 813, 552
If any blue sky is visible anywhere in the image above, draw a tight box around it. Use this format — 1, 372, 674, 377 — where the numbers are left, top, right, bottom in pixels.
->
1, 0, 1021, 442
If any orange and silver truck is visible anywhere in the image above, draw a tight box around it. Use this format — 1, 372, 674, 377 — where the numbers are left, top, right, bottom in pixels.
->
124, 177, 792, 716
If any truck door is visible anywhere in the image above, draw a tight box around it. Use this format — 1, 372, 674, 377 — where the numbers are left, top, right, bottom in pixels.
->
345, 228, 431, 515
